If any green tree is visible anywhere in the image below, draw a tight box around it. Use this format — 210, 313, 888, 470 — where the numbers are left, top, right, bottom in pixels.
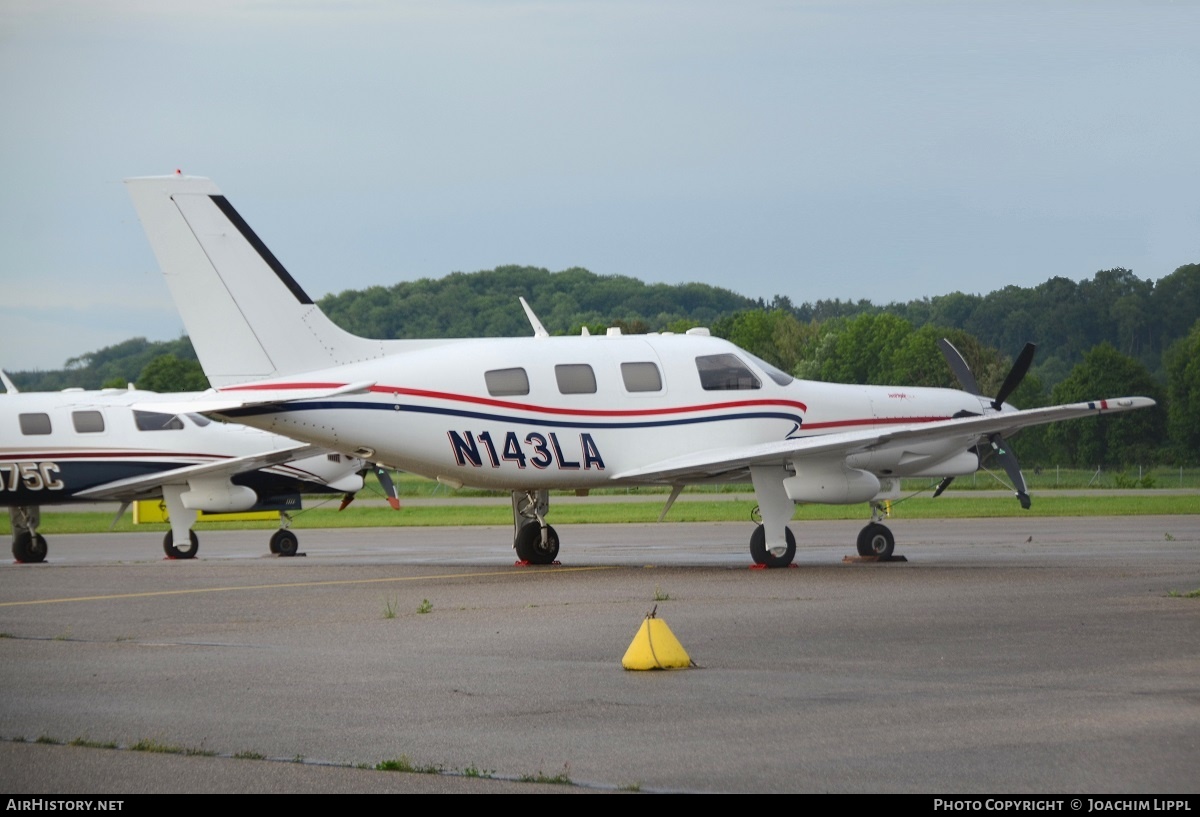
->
1042, 344, 1165, 467
137, 354, 209, 392
802, 313, 914, 385
710, 309, 817, 374
1164, 319, 1200, 463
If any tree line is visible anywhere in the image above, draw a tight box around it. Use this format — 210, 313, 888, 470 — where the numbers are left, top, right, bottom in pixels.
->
8, 263, 1198, 466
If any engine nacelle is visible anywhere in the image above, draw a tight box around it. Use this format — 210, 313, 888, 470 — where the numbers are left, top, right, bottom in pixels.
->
784, 466, 881, 505
180, 480, 259, 513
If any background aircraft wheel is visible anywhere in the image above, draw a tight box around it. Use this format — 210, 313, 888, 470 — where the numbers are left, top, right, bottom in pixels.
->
163, 529, 199, 559
749, 524, 796, 567
12, 531, 48, 563
856, 523, 895, 559
514, 522, 559, 564
270, 529, 299, 557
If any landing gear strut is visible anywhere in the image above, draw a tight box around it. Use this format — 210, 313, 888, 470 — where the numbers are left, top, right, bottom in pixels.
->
748, 464, 798, 568
10, 506, 47, 563
512, 489, 559, 564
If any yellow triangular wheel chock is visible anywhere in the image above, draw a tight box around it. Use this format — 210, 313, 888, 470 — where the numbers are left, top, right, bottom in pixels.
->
621, 607, 692, 670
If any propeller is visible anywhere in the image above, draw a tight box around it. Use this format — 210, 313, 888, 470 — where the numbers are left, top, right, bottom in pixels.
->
937, 339, 1037, 509
339, 464, 401, 511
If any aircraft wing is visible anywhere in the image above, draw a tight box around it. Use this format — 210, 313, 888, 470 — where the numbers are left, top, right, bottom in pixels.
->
73, 443, 326, 501
611, 396, 1156, 482
132, 381, 377, 416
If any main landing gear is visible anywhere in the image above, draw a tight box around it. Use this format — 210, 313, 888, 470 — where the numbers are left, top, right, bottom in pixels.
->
162, 528, 199, 559
750, 524, 796, 568
511, 489, 559, 565
10, 506, 47, 563
749, 465, 798, 568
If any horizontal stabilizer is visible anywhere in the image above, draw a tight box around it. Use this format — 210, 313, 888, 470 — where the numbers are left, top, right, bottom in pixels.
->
132, 381, 376, 417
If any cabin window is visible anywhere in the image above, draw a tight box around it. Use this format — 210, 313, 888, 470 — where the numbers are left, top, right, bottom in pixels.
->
621, 362, 662, 392
555, 364, 597, 394
185, 413, 211, 427
695, 354, 762, 391
18, 413, 52, 435
485, 367, 530, 397
134, 410, 185, 431
72, 410, 105, 433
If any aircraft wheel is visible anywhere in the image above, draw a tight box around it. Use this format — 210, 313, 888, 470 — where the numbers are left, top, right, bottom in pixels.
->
856, 523, 895, 559
12, 531, 48, 563
270, 529, 299, 557
514, 522, 559, 565
163, 529, 199, 559
749, 524, 796, 568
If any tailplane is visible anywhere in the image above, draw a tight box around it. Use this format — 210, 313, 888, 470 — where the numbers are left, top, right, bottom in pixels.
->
126, 174, 408, 387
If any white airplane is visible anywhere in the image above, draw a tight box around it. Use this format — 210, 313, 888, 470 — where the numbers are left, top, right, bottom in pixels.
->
1, 373, 396, 562
123, 173, 1156, 568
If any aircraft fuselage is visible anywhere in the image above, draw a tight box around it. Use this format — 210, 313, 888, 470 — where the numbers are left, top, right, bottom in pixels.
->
216, 333, 991, 491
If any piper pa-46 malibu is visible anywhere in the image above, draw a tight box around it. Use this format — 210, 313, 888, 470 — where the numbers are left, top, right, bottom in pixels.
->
124, 173, 1155, 567
1, 373, 392, 562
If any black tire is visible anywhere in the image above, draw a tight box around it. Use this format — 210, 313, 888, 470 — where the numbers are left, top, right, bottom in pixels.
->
12, 531, 47, 564
514, 522, 559, 565
270, 529, 299, 557
749, 524, 796, 568
856, 523, 895, 559
163, 529, 199, 559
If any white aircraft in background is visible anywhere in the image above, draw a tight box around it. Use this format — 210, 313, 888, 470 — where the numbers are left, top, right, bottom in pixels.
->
124, 173, 1155, 568
1, 372, 398, 562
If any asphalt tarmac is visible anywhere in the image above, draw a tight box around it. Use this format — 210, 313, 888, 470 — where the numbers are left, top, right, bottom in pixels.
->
2, 515, 1198, 794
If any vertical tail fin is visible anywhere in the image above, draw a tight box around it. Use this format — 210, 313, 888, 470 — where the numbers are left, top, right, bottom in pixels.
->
125, 174, 390, 387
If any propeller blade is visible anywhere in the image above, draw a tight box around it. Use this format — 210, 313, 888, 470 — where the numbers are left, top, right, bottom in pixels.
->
338, 465, 400, 511
990, 434, 1031, 509
940, 339, 1033, 509
938, 339, 981, 395
992, 342, 1036, 410
376, 466, 401, 510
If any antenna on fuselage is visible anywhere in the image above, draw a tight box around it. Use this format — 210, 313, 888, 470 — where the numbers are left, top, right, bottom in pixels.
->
519, 297, 549, 338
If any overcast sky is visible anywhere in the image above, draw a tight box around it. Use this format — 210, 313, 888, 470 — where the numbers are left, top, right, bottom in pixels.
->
1, 0, 1197, 373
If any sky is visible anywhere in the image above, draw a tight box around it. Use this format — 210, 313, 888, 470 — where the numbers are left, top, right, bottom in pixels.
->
1, 0, 1197, 372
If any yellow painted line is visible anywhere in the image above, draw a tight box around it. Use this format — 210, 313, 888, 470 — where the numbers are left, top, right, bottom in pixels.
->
0, 565, 620, 607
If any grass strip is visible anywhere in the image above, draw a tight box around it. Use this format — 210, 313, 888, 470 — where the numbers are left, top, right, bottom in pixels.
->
4, 493, 1196, 535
